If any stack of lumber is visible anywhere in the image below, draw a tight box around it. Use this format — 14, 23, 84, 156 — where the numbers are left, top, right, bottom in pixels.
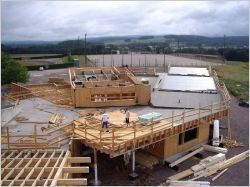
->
48, 77, 64, 83
135, 151, 159, 169
167, 180, 210, 187
168, 150, 249, 181
49, 113, 65, 124
191, 153, 226, 177
203, 144, 228, 154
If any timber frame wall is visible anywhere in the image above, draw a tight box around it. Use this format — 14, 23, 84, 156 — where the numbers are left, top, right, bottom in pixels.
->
69, 67, 151, 107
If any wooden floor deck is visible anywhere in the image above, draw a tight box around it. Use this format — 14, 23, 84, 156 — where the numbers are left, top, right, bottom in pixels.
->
73, 101, 230, 158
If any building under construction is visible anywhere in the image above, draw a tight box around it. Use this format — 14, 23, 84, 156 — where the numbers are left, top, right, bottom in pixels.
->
2, 63, 247, 186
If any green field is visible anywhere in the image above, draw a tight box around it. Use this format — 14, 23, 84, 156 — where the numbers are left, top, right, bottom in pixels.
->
10, 54, 61, 58
62, 55, 88, 66
214, 61, 249, 101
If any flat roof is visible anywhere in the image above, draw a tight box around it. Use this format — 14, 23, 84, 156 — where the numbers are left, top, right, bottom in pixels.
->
155, 74, 216, 92
168, 67, 209, 76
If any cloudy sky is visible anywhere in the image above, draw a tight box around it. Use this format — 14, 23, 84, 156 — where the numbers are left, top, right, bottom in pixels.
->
1, 1, 249, 41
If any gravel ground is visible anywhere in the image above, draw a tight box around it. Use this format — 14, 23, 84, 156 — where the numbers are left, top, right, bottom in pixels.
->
27, 68, 69, 84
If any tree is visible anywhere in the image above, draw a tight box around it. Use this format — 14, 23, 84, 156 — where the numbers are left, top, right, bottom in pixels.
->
1, 52, 29, 84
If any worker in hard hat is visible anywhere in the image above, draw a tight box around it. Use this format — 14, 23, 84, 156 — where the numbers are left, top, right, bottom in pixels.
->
101, 112, 110, 132
125, 109, 130, 127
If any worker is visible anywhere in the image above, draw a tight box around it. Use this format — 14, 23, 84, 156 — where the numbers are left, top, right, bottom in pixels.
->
101, 112, 110, 132
125, 109, 130, 127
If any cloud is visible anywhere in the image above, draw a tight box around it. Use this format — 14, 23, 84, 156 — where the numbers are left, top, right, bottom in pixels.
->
1, 1, 249, 41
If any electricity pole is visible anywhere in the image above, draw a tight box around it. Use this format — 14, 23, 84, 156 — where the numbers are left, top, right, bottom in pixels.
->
223, 34, 226, 63
85, 33, 87, 64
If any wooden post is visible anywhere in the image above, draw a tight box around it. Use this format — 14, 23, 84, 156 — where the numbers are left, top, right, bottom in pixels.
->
99, 129, 102, 147
151, 122, 154, 143
112, 127, 114, 151
164, 53, 166, 72
131, 52, 132, 67
84, 122, 87, 138
172, 110, 174, 128
34, 125, 37, 150
103, 54, 104, 67
198, 104, 201, 125
6, 127, 10, 149
133, 123, 136, 149
183, 108, 185, 124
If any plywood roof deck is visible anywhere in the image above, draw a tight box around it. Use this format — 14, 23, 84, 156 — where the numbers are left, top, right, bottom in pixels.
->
1, 150, 91, 186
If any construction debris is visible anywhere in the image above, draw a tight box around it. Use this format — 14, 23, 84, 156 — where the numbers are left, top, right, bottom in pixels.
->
168, 150, 249, 181
203, 144, 228, 154
222, 137, 244, 148
49, 113, 65, 124
15, 115, 29, 122
135, 151, 159, 169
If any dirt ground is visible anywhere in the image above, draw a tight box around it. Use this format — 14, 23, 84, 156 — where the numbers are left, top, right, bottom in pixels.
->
87, 95, 249, 186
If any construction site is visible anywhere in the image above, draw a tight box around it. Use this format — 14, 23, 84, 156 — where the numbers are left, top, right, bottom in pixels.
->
1, 61, 249, 186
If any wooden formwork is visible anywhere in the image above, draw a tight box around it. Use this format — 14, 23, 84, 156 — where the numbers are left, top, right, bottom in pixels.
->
69, 67, 151, 107
1, 150, 91, 186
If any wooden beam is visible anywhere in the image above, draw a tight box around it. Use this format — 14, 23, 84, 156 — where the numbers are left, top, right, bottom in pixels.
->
67, 157, 91, 163
43, 150, 65, 187
203, 145, 228, 154
50, 150, 70, 186
212, 168, 228, 181
169, 147, 204, 167
168, 169, 193, 181
57, 178, 87, 186
63, 167, 89, 173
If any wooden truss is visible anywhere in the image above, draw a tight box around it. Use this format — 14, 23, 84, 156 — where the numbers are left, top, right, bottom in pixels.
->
1, 150, 91, 186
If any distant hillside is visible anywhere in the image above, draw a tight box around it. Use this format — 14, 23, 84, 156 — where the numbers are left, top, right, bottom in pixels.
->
2, 35, 248, 55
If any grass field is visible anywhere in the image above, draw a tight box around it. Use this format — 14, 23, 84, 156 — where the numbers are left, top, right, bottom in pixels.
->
10, 54, 61, 58
19, 61, 45, 66
214, 61, 249, 101
62, 55, 88, 66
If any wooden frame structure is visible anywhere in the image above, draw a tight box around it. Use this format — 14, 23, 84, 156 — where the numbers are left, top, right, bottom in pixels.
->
1, 150, 91, 186
1, 123, 73, 151
72, 100, 230, 158
69, 67, 151, 107
5, 82, 72, 107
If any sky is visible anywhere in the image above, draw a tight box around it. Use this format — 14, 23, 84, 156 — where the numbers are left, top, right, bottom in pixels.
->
1, 1, 249, 41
